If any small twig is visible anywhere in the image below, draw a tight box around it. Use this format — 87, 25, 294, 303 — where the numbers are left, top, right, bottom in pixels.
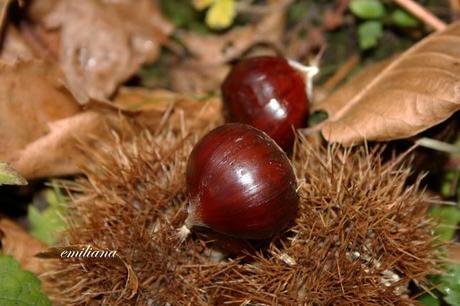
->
393, 0, 447, 31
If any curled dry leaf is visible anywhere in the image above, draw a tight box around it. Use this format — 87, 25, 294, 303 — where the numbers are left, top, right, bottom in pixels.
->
0, 218, 47, 275
178, 0, 288, 65
0, 60, 128, 179
10, 111, 118, 179
36, 0, 173, 103
313, 58, 394, 114
316, 21, 460, 145
0, 60, 80, 163
0, 71, 221, 180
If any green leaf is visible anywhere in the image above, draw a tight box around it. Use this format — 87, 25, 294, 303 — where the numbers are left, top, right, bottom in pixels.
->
308, 111, 329, 127
430, 206, 460, 242
440, 264, 460, 306
357, 20, 383, 50
441, 171, 460, 198
349, 0, 386, 19
28, 187, 67, 245
418, 293, 440, 306
0, 161, 27, 186
287, 1, 310, 25
391, 9, 420, 27
0, 256, 51, 306
161, 0, 208, 32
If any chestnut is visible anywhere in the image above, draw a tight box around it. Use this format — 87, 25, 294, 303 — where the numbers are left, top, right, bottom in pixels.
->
184, 123, 299, 240
221, 56, 309, 150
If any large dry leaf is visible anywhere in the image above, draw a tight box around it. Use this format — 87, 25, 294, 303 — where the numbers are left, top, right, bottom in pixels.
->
36, 0, 173, 103
0, 60, 80, 163
0, 218, 47, 274
11, 87, 221, 179
317, 21, 460, 145
179, 1, 288, 65
10, 111, 117, 178
313, 58, 394, 114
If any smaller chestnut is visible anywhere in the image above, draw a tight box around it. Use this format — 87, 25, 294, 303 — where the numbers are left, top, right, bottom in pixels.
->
221, 56, 309, 150
182, 123, 299, 240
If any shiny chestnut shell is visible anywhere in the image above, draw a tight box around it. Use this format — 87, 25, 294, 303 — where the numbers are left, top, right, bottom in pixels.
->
221, 56, 309, 150
186, 123, 299, 239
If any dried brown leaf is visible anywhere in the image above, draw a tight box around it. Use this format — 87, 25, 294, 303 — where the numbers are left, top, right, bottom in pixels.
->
6, 83, 221, 179
112, 87, 223, 131
38, 0, 173, 103
10, 111, 117, 179
0, 26, 34, 64
170, 61, 230, 94
179, 1, 287, 65
0, 60, 80, 163
0, 218, 47, 274
313, 58, 393, 114
27, 0, 59, 22
317, 21, 460, 145
112, 87, 179, 112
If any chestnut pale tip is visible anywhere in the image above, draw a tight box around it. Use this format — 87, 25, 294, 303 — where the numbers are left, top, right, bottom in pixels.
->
287, 59, 319, 103
177, 225, 191, 243
177, 206, 195, 242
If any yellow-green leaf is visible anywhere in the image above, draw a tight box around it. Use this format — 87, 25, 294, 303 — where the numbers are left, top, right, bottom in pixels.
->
205, 0, 236, 30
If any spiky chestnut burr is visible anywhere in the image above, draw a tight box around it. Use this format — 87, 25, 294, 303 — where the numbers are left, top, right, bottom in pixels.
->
45, 114, 439, 305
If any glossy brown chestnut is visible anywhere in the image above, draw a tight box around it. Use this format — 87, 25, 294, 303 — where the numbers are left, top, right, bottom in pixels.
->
185, 123, 299, 240
221, 56, 309, 150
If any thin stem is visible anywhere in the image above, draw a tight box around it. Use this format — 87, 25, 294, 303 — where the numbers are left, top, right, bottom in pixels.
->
393, 0, 447, 31
415, 137, 460, 155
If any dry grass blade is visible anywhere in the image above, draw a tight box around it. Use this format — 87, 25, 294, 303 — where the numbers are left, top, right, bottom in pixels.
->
318, 21, 460, 145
